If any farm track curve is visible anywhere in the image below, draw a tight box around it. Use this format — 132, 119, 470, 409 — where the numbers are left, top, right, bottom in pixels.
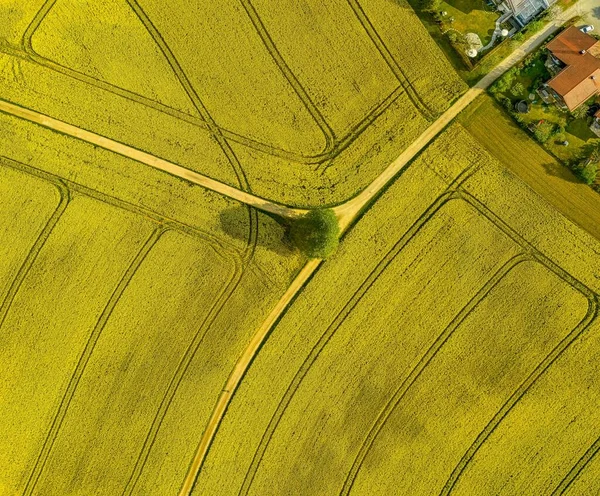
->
1, 1, 592, 495
176, 257, 322, 496
177, 10, 588, 485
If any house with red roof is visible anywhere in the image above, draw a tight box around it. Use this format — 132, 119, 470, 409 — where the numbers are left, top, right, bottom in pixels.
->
545, 26, 600, 111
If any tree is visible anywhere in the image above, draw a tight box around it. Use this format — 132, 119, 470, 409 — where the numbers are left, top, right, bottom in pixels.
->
571, 103, 590, 120
576, 161, 598, 185
533, 121, 556, 143
289, 209, 339, 259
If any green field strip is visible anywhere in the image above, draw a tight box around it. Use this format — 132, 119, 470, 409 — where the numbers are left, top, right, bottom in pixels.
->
250, 0, 399, 137
0, 164, 65, 321
350, 261, 591, 495
243, 198, 522, 496
457, 152, 600, 297
135, 0, 328, 158
458, 97, 600, 243
26, 0, 198, 117
355, 0, 466, 113
30, 229, 237, 495
446, 316, 600, 495
0, 195, 154, 495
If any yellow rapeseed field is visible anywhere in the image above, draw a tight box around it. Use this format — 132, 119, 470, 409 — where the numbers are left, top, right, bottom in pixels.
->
0, 0, 465, 206
2, 1, 600, 495
0, 117, 304, 495
194, 124, 600, 496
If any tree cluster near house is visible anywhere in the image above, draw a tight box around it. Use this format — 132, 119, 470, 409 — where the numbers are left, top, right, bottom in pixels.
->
489, 26, 600, 188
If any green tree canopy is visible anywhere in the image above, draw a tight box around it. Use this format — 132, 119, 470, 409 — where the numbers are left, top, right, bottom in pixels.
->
577, 161, 598, 186
289, 209, 340, 259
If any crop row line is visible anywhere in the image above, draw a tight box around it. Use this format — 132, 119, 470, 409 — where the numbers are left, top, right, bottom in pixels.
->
237, 165, 479, 495
0, 159, 251, 494
14, 0, 427, 166
552, 434, 600, 494
340, 252, 531, 494
0, 174, 69, 331
121, 236, 246, 495
22, 226, 166, 495
236, 174, 598, 496
0, 156, 241, 257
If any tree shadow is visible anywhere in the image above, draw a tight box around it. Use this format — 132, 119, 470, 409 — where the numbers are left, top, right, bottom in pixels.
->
219, 206, 295, 256
541, 160, 580, 183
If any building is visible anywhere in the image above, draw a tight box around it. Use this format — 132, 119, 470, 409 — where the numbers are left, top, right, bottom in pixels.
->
546, 26, 600, 111
496, 0, 552, 26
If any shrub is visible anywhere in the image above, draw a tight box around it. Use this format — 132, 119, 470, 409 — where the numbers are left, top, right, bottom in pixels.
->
510, 82, 525, 97
289, 209, 340, 259
576, 161, 598, 185
533, 121, 556, 143
571, 104, 590, 120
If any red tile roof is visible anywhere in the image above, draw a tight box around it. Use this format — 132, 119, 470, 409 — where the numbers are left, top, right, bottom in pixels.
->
546, 26, 600, 110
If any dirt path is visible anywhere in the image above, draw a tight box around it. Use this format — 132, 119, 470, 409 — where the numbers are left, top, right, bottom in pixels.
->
177, 258, 321, 496
334, 3, 581, 233
0, 99, 305, 220
176, 5, 588, 495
